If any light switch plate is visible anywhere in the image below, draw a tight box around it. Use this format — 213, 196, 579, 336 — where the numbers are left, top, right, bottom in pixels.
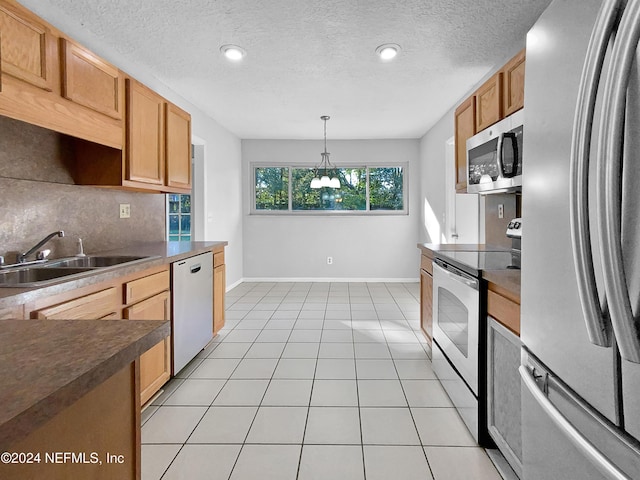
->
119, 204, 131, 218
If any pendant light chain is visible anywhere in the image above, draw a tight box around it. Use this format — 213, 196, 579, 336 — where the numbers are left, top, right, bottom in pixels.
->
311, 116, 341, 189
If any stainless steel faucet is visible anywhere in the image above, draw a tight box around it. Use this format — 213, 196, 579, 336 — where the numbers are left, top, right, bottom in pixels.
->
18, 230, 65, 263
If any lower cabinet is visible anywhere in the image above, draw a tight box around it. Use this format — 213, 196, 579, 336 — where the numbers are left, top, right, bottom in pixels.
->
124, 291, 171, 405
213, 250, 226, 335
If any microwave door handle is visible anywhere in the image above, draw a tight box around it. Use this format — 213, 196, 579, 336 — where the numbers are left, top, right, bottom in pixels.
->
569, 0, 621, 348
496, 132, 505, 178
598, 0, 640, 363
500, 132, 518, 178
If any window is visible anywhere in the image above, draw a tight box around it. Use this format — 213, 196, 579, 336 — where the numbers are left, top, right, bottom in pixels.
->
167, 194, 191, 241
252, 164, 407, 214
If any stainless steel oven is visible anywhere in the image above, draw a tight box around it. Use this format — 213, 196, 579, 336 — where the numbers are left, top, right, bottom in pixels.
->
432, 257, 481, 441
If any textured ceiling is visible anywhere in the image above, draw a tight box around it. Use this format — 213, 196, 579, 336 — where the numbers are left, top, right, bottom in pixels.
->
19, 0, 551, 139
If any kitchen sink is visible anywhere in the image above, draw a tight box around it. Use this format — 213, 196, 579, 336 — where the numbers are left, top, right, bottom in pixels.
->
0, 267, 96, 287
0, 255, 156, 287
44, 255, 150, 268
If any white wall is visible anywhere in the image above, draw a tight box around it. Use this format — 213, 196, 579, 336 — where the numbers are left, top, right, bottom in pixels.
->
17, 0, 244, 288
242, 139, 420, 281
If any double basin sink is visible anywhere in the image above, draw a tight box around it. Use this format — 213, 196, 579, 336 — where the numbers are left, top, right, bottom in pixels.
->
0, 255, 154, 287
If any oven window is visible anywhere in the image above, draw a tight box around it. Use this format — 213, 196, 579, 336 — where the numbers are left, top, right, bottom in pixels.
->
438, 287, 469, 357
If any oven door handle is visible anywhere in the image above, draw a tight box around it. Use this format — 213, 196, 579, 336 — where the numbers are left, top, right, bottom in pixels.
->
433, 261, 479, 290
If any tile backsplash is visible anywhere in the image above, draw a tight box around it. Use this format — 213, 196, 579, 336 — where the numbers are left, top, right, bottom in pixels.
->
0, 116, 165, 261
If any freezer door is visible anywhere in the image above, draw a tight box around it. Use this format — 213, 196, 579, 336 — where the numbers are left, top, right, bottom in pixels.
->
521, 350, 640, 480
521, 0, 617, 421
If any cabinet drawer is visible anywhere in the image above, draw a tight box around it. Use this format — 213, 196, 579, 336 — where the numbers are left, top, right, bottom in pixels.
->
487, 289, 520, 336
124, 270, 169, 305
34, 287, 119, 320
213, 251, 225, 268
420, 254, 433, 275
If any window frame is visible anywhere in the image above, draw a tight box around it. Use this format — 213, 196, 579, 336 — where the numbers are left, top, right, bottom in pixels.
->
250, 162, 408, 215
166, 193, 193, 241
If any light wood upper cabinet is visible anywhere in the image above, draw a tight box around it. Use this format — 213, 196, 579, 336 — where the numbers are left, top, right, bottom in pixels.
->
502, 49, 525, 116
61, 38, 123, 119
454, 96, 476, 193
0, 2, 54, 91
475, 72, 503, 132
126, 78, 165, 186
165, 102, 192, 190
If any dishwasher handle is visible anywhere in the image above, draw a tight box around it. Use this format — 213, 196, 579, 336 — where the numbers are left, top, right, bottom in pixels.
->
190, 264, 202, 274
433, 258, 479, 290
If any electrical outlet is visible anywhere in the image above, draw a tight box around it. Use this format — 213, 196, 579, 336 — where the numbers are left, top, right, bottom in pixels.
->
119, 203, 131, 219
498, 204, 504, 219
327, 256, 333, 265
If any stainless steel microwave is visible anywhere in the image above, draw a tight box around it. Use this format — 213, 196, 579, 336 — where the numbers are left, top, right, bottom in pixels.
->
466, 109, 523, 194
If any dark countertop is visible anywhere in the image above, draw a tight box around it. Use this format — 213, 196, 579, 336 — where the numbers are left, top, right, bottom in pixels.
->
418, 242, 520, 302
0, 241, 227, 309
0, 319, 170, 451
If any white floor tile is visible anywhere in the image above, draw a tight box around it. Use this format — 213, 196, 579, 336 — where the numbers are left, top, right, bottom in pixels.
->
174, 358, 204, 379
356, 359, 398, 379
311, 379, 359, 406
353, 330, 388, 343
424, 447, 502, 480
222, 330, 262, 343
256, 330, 291, 343
294, 319, 324, 329
288, 330, 322, 342
298, 445, 364, 480
281, 342, 320, 358
388, 343, 429, 359
401, 380, 453, 407
207, 342, 252, 358
394, 359, 437, 380
262, 379, 313, 406
273, 358, 317, 379
231, 358, 279, 379
354, 343, 391, 359
142, 406, 207, 444
141, 405, 158, 426
314, 358, 356, 379
322, 319, 352, 329
150, 378, 185, 405
213, 380, 270, 406
141, 444, 181, 480
230, 444, 301, 480
234, 319, 269, 330
264, 319, 296, 329
321, 330, 353, 343
244, 342, 286, 358
162, 444, 241, 480
384, 330, 420, 343
188, 406, 257, 444
360, 407, 420, 445
304, 407, 361, 444
318, 342, 355, 358
163, 379, 226, 406
245, 406, 308, 443
358, 379, 407, 407
412, 408, 477, 446
364, 446, 433, 480
271, 310, 299, 319
190, 358, 241, 379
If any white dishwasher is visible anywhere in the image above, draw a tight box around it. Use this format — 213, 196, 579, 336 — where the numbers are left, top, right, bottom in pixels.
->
172, 251, 213, 374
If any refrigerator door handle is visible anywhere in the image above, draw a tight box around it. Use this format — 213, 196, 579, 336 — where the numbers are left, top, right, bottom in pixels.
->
598, 0, 640, 364
569, 0, 622, 348
519, 365, 631, 480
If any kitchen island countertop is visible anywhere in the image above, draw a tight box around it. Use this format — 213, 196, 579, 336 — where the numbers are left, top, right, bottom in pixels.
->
0, 318, 170, 451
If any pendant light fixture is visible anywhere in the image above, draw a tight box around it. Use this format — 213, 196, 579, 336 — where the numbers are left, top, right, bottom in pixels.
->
311, 116, 340, 189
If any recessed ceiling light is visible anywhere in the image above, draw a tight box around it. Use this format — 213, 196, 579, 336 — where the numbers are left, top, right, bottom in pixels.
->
220, 44, 246, 61
375, 43, 401, 61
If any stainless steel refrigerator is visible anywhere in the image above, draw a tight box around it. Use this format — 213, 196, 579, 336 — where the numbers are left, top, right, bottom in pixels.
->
521, 0, 640, 478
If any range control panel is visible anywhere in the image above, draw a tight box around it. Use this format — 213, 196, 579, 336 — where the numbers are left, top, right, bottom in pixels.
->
506, 218, 522, 238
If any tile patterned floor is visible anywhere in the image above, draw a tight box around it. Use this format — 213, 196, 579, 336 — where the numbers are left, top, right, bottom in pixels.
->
142, 282, 502, 480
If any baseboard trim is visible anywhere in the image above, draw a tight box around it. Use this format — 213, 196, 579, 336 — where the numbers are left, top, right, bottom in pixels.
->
241, 277, 420, 283
226, 278, 245, 292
